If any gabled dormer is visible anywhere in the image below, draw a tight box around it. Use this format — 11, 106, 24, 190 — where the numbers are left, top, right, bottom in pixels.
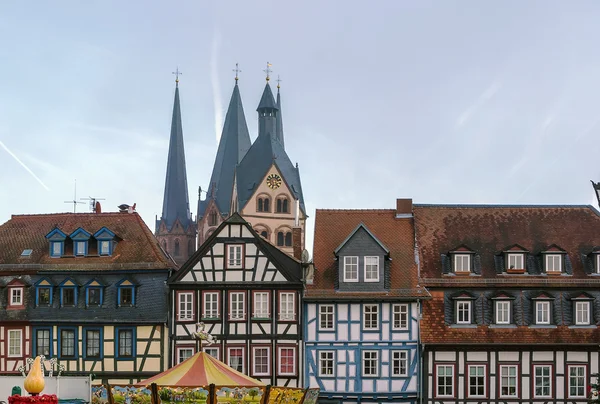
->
502, 244, 529, 274
70, 227, 91, 257
334, 223, 390, 291
94, 227, 116, 256
116, 278, 136, 307
7, 278, 26, 309
84, 279, 104, 307
34, 278, 54, 307
59, 278, 78, 307
45, 228, 67, 258
447, 244, 477, 275
541, 244, 568, 275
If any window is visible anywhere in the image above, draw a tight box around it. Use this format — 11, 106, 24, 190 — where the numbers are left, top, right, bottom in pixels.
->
436, 365, 454, 397
456, 301, 471, 324
177, 347, 194, 364
276, 198, 289, 213
534, 365, 552, 397
227, 245, 243, 268
10, 288, 23, 306
203, 347, 218, 360
209, 212, 218, 226
37, 287, 51, 306
99, 240, 111, 255
364, 256, 379, 282
60, 329, 76, 357
597, 254, 600, 274
228, 347, 244, 372
393, 304, 409, 330
277, 232, 284, 246
75, 241, 86, 256
575, 301, 590, 325
507, 253, 524, 270
8, 330, 22, 357
178, 292, 194, 320
50, 241, 63, 257
279, 292, 295, 320
391, 350, 408, 376
495, 301, 510, 324
545, 254, 562, 273
254, 292, 269, 318
468, 365, 486, 397
119, 287, 134, 306
278, 347, 296, 375
252, 347, 270, 376
85, 329, 101, 358
35, 329, 51, 357
87, 287, 102, 306
260, 230, 268, 239
344, 256, 359, 282
568, 365, 586, 398
499, 365, 518, 397
363, 305, 379, 329
319, 305, 334, 330
203, 292, 219, 318
285, 232, 292, 247
257, 197, 270, 212
319, 351, 334, 377
230, 292, 245, 320
362, 350, 379, 377
535, 301, 550, 324
117, 329, 134, 358
454, 254, 471, 272
174, 239, 180, 256
62, 288, 76, 306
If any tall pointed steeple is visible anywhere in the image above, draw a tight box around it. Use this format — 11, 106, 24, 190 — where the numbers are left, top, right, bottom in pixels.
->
257, 82, 278, 140
275, 82, 285, 148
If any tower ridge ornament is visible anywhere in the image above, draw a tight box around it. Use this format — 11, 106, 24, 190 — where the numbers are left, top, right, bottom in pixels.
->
233, 63, 241, 82
263, 62, 273, 82
172, 67, 182, 85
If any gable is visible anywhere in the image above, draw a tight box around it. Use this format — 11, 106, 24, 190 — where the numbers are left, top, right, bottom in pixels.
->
334, 224, 389, 256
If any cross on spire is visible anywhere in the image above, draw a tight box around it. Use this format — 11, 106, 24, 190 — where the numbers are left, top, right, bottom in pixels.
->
263, 62, 273, 82
172, 67, 182, 86
276, 75, 282, 89
233, 63, 241, 82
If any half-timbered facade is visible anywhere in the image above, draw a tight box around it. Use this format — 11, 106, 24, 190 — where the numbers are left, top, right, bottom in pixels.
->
305, 199, 428, 404
414, 204, 600, 404
0, 211, 175, 384
169, 213, 304, 387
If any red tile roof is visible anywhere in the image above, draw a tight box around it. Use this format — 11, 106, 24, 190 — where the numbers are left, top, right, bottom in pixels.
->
0, 212, 174, 269
309, 209, 427, 299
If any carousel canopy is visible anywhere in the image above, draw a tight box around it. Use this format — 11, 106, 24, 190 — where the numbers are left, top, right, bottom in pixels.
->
135, 352, 265, 387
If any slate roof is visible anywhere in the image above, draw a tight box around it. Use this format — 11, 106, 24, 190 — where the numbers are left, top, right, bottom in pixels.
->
199, 83, 252, 217
0, 212, 173, 269
160, 84, 193, 230
308, 209, 428, 299
275, 87, 284, 148
257, 82, 278, 111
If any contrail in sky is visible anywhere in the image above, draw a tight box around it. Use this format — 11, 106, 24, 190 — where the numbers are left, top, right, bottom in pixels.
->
211, 29, 223, 144
0, 140, 50, 191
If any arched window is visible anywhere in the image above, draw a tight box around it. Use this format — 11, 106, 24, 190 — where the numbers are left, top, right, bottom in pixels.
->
261, 231, 268, 239
277, 232, 284, 246
257, 197, 271, 212
174, 239, 180, 256
282, 199, 289, 213
276, 196, 289, 213
263, 198, 270, 212
188, 239, 194, 256
209, 212, 218, 226
285, 232, 292, 247
258, 198, 264, 212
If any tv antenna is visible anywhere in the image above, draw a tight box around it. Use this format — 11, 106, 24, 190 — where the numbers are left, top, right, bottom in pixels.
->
81, 196, 106, 213
64, 180, 85, 213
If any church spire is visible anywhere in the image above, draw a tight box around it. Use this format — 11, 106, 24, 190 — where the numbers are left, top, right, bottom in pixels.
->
275, 78, 285, 149
257, 81, 278, 139
160, 77, 192, 231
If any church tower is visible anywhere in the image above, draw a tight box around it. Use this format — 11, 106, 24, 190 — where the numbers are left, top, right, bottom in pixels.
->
156, 75, 196, 265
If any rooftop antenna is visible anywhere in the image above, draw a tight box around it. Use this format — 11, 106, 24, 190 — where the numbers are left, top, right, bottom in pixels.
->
81, 196, 106, 213
64, 179, 85, 213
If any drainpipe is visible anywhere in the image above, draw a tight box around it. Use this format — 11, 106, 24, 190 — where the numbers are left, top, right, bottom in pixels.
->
417, 299, 423, 404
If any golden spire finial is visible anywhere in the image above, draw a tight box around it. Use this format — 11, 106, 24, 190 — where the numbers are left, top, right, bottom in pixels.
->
233, 63, 241, 83
276, 75, 282, 89
172, 67, 182, 86
263, 62, 273, 82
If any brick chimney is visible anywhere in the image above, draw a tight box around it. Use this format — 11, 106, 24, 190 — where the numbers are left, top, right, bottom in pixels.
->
396, 198, 413, 218
292, 227, 302, 260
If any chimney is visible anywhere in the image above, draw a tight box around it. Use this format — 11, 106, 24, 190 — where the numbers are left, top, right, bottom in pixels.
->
396, 198, 413, 218
292, 227, 302, 260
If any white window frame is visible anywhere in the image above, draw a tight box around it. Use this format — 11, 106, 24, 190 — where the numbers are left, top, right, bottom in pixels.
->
507, 253, 524, 270
454, 254, 471, 272
364, 256, 379, 282
318, 351, 334, 377
568, 365, 586, 398
176, 347, 195, 364
253, 292, 270, 318
535, 301, 550, 325
319, 305, 334, 330
436, 364, 454, 397
99, 240, 110, 255
8, 329, 22, 357
252, 346, 271, 376
279, 292, 295, 321
277, 346, 296, 376
392, 304, 409, 330
75, 241, 86, 256
467, 364, 486, 398
10, 287, 23, 306
51, 242, 62, 257
363, 304, 379, 330
229, 292, 245, 320
545, 254, 562, 273
575, 301, 590, 325
495, 300, 510, 324
499, 364, 518, 398
533, 365, 552, 398
343, 256, 359, 282
203, 347, 219, 360
391, 350, 408, 377
203, 292, 219, 318
228, 347, 245, 373
227, 244, 243, 268
597, 254, 600, 274
177, 292, 194, 321
362, 350, 379, 377
456, 301, 471, 324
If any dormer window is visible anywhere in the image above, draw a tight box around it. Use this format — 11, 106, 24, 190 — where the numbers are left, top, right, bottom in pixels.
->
364, 256, 379, 282
46, 228, 67, 258
59, 279, 78, 307
70, 228, 91, 257
454, 254, 471, 273
116, 279, 135, 307
344, 256, 359, 282
545, 254, 562, 273
492, 293, 515, 325
452, 292, 476, 325
94, 227, 116, 257
532, 293, 554, 325
84, 280, 104, 307
595, 253, 600, 274
75, 241, 86, 256
35, 278, 53, 307
507, 254, 524, 271
7, 279, 26, 309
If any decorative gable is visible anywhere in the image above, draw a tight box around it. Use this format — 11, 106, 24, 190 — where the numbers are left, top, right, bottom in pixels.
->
45, 228, 67, 258
445, 245, 478, 275
501, 244, 529, 274
70, 228, 91, 256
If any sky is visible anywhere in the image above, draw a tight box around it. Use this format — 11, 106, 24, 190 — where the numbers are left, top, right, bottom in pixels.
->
1, 1, 599, 254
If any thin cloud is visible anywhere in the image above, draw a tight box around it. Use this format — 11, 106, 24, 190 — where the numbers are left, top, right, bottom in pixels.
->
0, 140, 50, 191
456, 81, 502, 127
211, 29, 223, 144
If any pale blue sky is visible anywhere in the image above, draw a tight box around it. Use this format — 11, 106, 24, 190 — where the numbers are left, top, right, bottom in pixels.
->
1, 1, 599, 252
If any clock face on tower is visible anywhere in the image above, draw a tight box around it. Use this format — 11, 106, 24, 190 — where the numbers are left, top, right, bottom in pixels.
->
266, 173, 282, 189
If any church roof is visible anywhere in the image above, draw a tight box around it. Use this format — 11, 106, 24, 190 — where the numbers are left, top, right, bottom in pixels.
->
160, 83, 193, 230
275, 87, 285, 148
257, 82, 278, 111
199, 83, 252, 217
